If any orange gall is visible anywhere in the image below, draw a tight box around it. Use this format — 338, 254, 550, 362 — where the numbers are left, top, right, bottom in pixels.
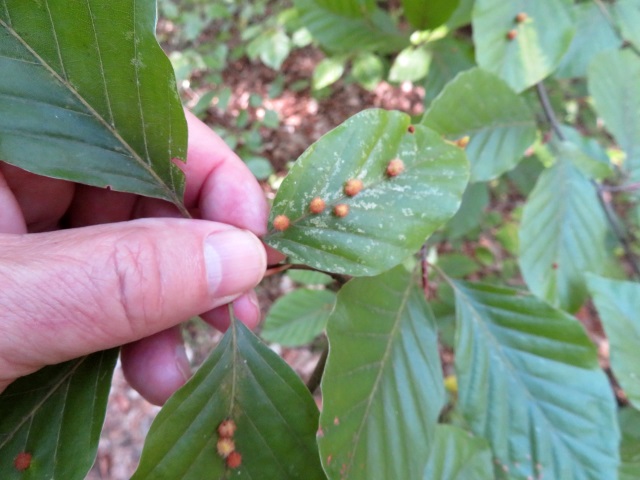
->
216, 438, 236, 458
407, 125, 415, 133
344, 179, 364, 197
455, 136, 470, 148
515, 12, 527, 23
333, 204, 349, 218
506, 29, 518, 40
217, 419, 237, 438
273, 214, 290, 231
309, 197, 326, 214
14, 452, 32, 471
226, 451, 242, 469
386, 158, 405, 177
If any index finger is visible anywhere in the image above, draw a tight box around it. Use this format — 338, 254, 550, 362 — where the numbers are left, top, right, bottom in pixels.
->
180, 110, 269, 236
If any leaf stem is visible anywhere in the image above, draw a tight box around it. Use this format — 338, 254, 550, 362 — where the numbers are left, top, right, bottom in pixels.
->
536, 81, 640, 280
306, 345, 328, 394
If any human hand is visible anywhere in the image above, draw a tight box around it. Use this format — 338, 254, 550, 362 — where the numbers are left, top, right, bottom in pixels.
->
0, 110, 272, 405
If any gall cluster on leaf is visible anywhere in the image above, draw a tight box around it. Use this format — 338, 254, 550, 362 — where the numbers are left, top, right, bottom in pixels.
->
273, 214, 290, 231
14, 452, 32, 471
216, 418, 242, 469
309, 197, 326, 214
344, 179, 364, 197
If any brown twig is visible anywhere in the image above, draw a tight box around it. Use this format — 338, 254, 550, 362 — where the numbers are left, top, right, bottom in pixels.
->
306, 345, 329, 394
536, 81, 640, 280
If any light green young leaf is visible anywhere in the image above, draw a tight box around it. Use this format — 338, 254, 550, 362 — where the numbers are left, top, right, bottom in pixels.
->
0, 0, 186, 208
0, 351, 118, 479
588, 50, 640, 180
247, 29, 292, 70
264, 109, 469, 276
389, 46, 431, 83
619, 408, 640, 480
351, 52, 385, 91
452, 281, 619, 480
313, 57, 345, 90
555, 3, 621, 79
422, 425, 493, 480
261, 289, 336, 347
472, 0, 575, 92
132, 319, 324, 480
287, 270, 334, 285
557, 126, 613, 180
422, 68, 536, 182
586, 274, 640, 410
519, 158, 614, 312
319, 267, 445, 480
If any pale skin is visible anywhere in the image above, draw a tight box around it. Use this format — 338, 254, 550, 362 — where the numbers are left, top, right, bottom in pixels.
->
0, 111, 279, 405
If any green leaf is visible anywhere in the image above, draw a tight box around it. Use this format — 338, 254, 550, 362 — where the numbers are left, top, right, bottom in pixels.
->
287, 269, 334, 286
313, 57, 345, 90
314, 0, 377, 17
422, 37, 474, 108
588, 50, 640, 180
294, 0, 408, 54
243, 156, 274, 180
472, 0, 575, 92
402, 0, 460, 30
586, 275, 640, 410
264, 109, 469, 276
389, 46, 431, 83
319, 267, 445, 479
0, 351, 118, 479
619, 408, 640, 480
555, 3, 621, 79
614, 0, 640, 52
132, 319, 324, 480
246, 29, 292, 70
452, 280, 619, 480
557, 126, 613, 180
0, 0, 186, 207
442, 181, 489, 240
422, 68, 536, 182
351, 52, 385, 91
261, 289, 336, 347
519, 158, 614, 312
422, 425, 493, 480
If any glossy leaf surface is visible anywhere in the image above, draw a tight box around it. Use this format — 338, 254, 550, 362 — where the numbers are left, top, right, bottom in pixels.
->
472, 0, 575, 92
319, 267, 445, 479
587, 275, 640, 409
265, 109, 469, 276
133, 320, 324, 480
0, 0, 187, 206
422, 68, 536, 182
261, 289, 336, 347
519, 158, 613, 312
0, 351, 118, 479
453, 281, 619, 480
422, 425, 493, 480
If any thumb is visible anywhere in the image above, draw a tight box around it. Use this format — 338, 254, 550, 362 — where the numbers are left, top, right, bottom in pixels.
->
0, 218, 266, 390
